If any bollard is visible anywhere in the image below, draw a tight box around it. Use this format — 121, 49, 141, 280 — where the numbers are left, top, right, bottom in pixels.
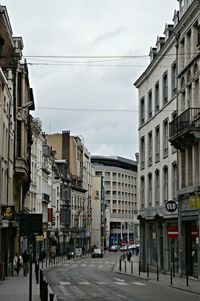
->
42, 280, 48, 301
157, 264, 159, 281
170, 266, 173, 285
125, 260, 126, 273
119, 258, 122, 271
147, 262, 149, 278
131, 260, 133, 274
39, 270, 43, 299
49, 293, 54, 301
35, 262, 39, 284
139, 260, 141, 276
186, 267, 189, 287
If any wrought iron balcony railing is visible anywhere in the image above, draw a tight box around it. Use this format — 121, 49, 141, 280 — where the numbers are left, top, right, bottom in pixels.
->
169, 108, 200, 141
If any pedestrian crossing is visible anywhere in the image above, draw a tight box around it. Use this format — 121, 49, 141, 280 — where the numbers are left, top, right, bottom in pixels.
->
59, 279, 147, 287
63, 260, 116, 270
55, 278, 148, 300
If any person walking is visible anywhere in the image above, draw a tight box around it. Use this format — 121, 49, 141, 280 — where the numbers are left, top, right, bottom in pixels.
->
13, 253, 23, 276
22, 249, 30, 276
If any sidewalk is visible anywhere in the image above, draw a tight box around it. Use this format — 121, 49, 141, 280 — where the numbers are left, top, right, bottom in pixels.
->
114, 255, 200, 295
0, 267, 40, 301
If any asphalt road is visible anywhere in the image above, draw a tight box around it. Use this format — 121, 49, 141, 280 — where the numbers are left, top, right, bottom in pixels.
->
44, 252, 199, 301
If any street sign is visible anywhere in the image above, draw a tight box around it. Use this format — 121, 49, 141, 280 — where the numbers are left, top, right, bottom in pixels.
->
168, 226, 178, 239
165, 200, 177, 212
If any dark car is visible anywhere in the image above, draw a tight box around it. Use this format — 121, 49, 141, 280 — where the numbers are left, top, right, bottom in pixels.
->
91, 248, 103, 258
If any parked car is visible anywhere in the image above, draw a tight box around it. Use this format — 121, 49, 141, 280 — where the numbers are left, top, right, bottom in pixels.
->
109, 244, 118, 252
91, 248, 103, 258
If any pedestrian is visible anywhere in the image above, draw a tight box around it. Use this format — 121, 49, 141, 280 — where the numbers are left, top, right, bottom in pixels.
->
22, 249, 30, 276
13, 253, 23, 276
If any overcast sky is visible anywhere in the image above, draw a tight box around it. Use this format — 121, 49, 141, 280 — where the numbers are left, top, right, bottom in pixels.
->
2, 0, 178, 160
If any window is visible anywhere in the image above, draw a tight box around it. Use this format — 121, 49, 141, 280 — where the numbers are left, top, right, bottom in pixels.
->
148, 173, 152, 207
163, 72, 168, 105
155, 81, 160, 112
155, 169, 160, 206
140, 136, 145, 169
16, 120, 21, 157
148, 131, 152, 166
140, 97, 145, 125
148, 90, 152, 119
140, 176, 145, 208
96, 171, 102, 176
172, 162, 177, 199
163, 118, 169, 158
163, 166, 168, 201
155, 126, 160, 162
171, 62, 177, 97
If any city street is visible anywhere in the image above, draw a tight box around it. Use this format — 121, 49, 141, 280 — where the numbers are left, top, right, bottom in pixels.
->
44, 253, 199, 301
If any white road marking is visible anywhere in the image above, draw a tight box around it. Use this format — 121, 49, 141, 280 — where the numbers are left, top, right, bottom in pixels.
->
98, 265, 103, 268
113, 277, 125, 282
114, 282, 128, 285
78, 281, 90, 285
131, 282, 147, 286
60, 282, 71, 285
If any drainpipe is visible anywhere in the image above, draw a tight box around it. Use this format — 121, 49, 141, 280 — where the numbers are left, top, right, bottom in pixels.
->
175, 31, 183, 277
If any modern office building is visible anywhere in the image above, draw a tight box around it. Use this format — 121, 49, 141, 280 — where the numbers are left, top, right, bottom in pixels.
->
91, 155, 138, 248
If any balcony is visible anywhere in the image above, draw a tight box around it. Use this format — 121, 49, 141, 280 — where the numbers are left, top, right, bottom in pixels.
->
42, 193, 50, 204
169, 108, 200, 149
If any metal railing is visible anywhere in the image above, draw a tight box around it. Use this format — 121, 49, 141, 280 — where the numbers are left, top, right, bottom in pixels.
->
169, 108, 200, 140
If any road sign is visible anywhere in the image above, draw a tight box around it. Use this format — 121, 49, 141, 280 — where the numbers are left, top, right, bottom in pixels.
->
168, 226, 178, 239
165, 200, 177, 212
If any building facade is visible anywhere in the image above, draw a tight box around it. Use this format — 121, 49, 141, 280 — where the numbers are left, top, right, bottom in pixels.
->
169, 0, 200, 276
91, 156, 138, 248
135, 0, 200, 276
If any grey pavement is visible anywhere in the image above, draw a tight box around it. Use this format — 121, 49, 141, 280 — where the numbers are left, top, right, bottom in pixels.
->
0, 266, 40, 301
114, 254, 200, 296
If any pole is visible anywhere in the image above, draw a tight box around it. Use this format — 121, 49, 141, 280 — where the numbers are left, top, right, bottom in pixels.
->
29, 236, 33, 301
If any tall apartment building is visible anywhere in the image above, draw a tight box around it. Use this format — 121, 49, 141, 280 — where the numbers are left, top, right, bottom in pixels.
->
91, 156, 138, 248
169, 0, 200, 276
135, 0, 200, 276
0, 6, 34, 276
46, 131, 93, 252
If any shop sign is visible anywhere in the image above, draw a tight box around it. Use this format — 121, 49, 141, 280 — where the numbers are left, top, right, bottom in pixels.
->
168, 226, 178, 239
165, 200, 177, 212
188, 195, 200, 209
1, 206, 15, 219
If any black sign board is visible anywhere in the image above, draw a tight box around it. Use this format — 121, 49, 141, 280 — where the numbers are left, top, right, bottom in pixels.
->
165, 200, 177, 213
19, 214, 43, 236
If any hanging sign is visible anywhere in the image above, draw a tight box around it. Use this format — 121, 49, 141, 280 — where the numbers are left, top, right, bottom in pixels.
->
165, 200, 177, 212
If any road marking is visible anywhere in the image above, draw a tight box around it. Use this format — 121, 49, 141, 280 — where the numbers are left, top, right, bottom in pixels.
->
93, 281, 108, 285
60, 282, 71, 285
131, 282, 147, 286
113, 277, 125, 282
89, 264, 94, 267
114, 282, 128, 285
78, 281, 90, 285
98, 265, 103, 268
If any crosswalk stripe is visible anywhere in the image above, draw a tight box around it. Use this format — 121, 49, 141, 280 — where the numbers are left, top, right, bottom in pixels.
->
78, 281, 90, 285
113, 282, 128, 285
60, 282, 71, 285
131, 282, 147, 286
113, 277, 125, 282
